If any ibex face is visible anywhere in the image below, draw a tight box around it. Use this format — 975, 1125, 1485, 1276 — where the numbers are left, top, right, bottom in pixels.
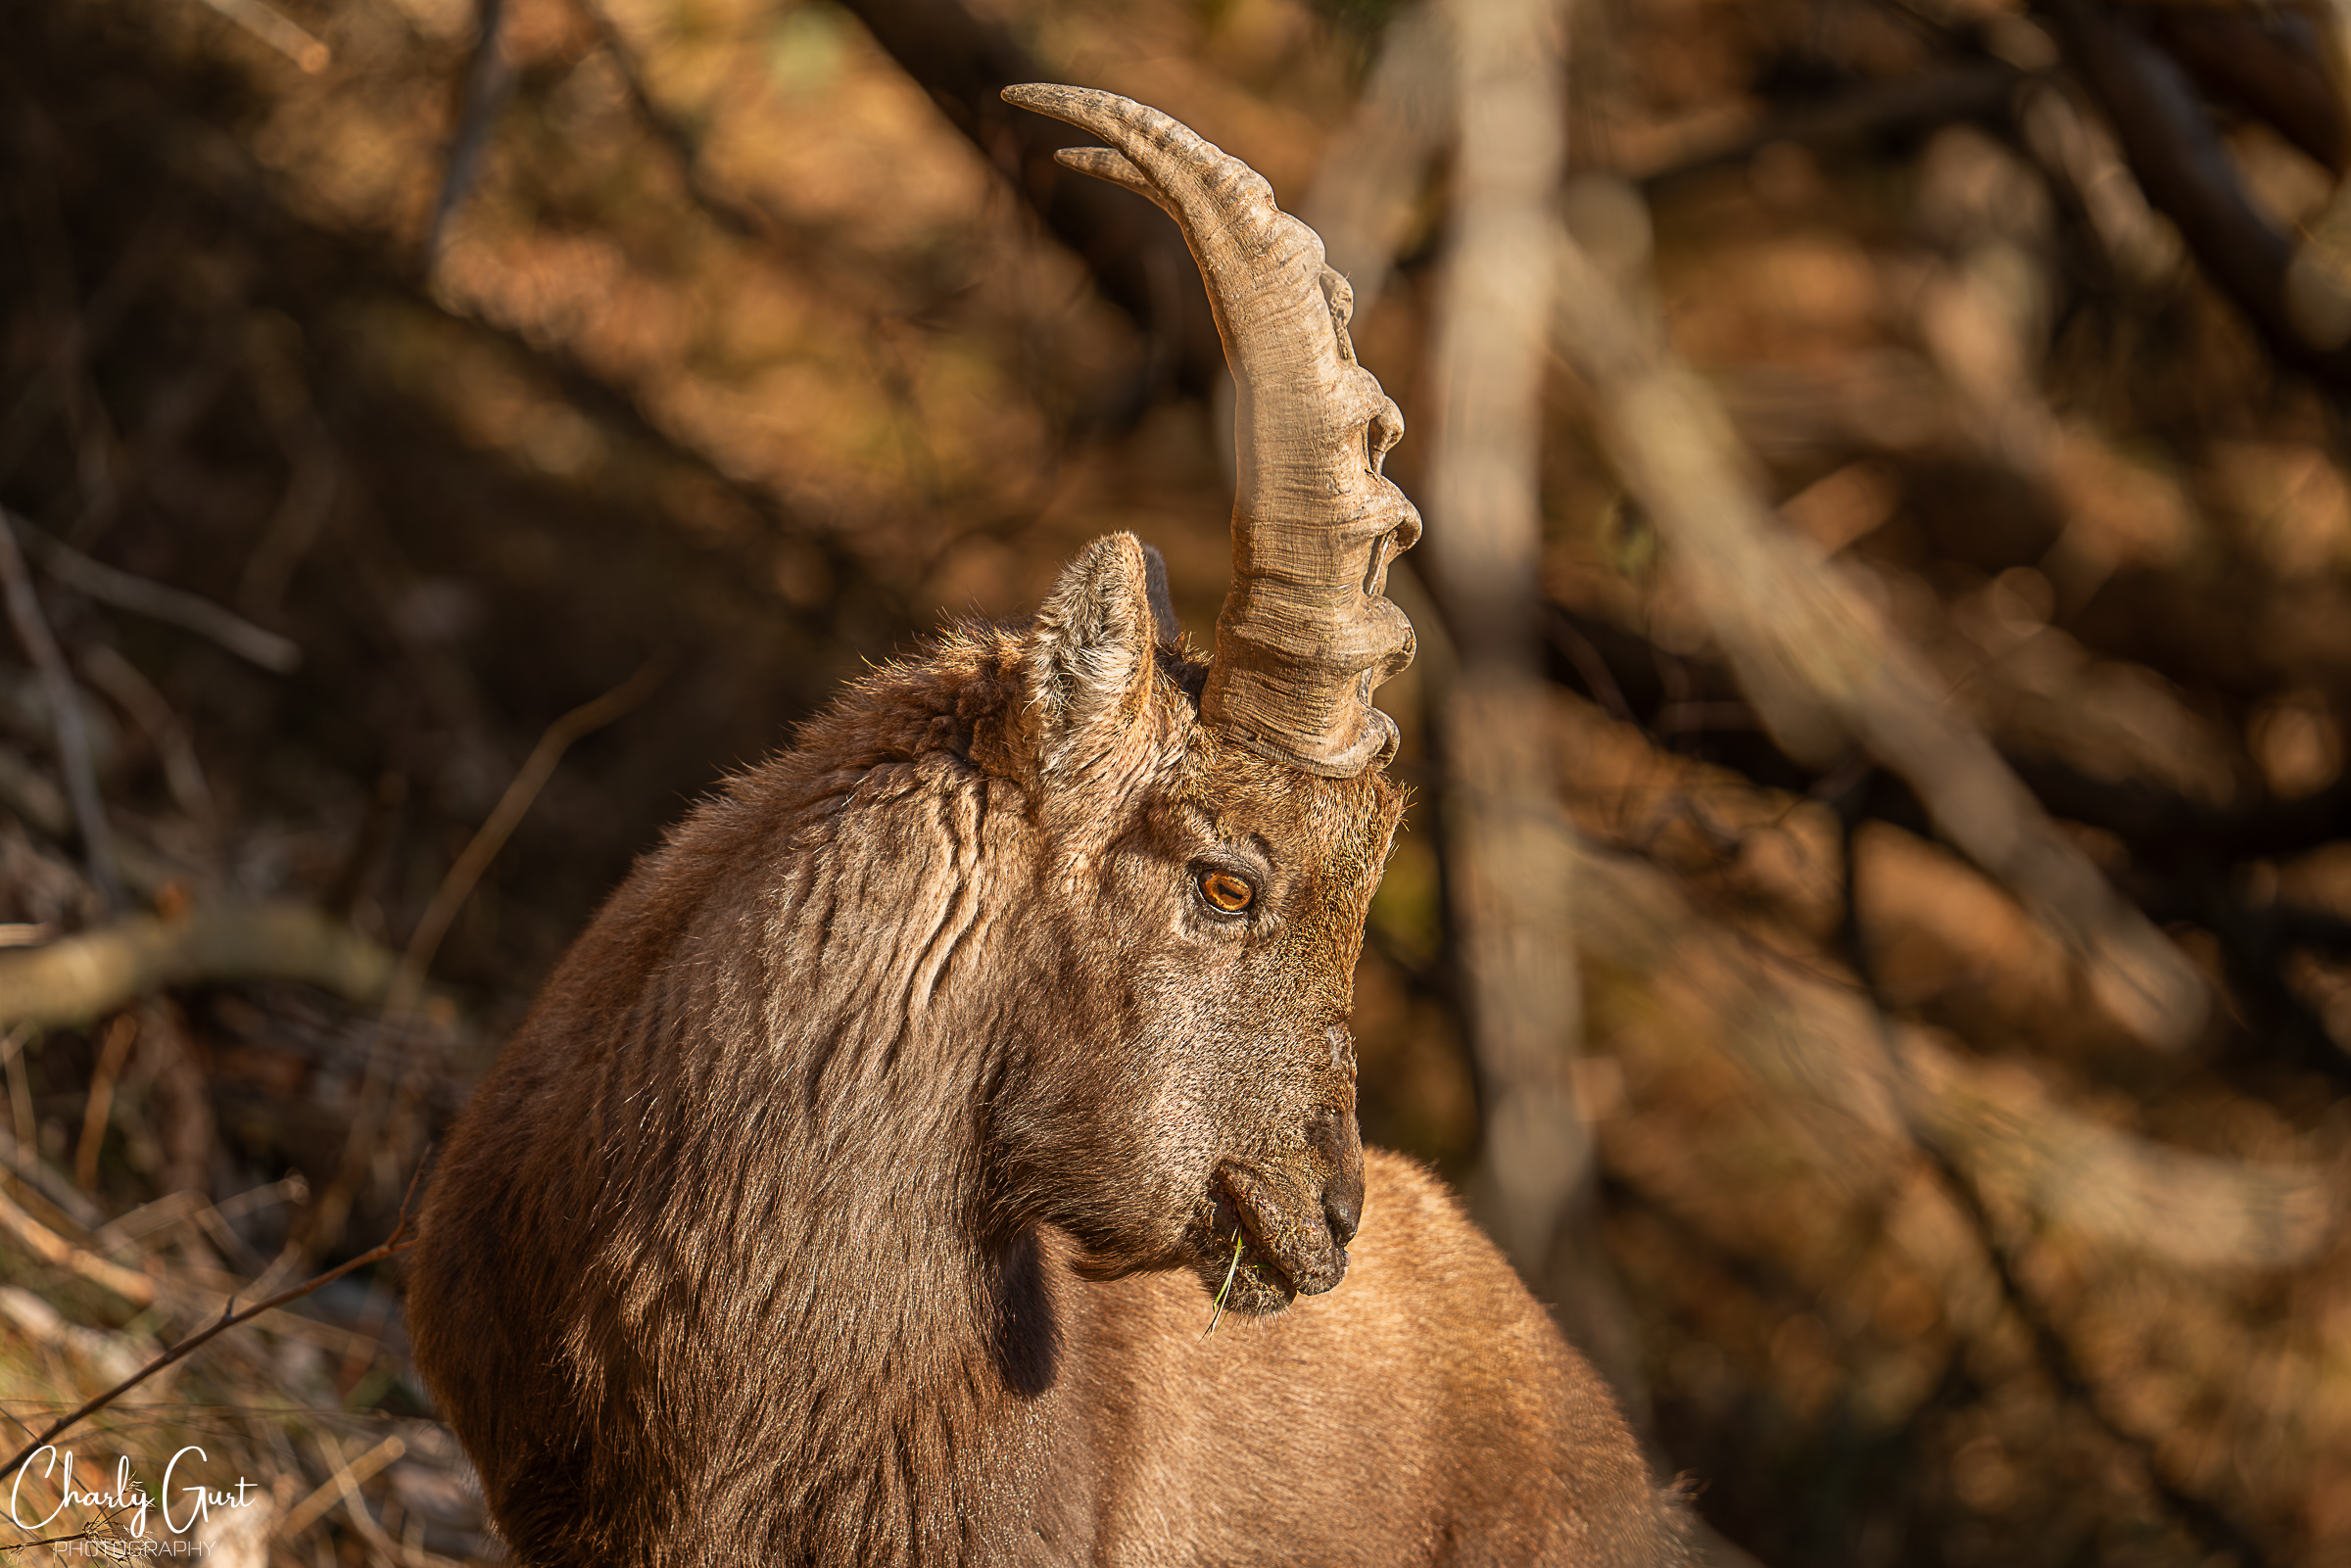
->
976, 553, 1402, 1311
963, 84, 1427, 1318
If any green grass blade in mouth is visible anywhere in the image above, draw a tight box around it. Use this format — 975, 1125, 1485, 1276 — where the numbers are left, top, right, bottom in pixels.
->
1202, 1229, 1247, 1338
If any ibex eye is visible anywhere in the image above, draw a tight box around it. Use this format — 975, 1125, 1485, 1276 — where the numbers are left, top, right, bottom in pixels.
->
1198, 870, 1255, 914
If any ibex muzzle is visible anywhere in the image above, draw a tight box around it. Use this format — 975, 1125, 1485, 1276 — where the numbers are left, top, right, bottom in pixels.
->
406, 85, 1691, 1566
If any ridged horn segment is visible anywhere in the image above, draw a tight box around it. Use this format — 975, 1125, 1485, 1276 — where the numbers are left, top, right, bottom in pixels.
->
1003, 83, 1421, 778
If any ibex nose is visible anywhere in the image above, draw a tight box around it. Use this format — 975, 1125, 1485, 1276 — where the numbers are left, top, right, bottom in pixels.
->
1322, 1183, 1361, 1249
1305, 1105, 1363, 1244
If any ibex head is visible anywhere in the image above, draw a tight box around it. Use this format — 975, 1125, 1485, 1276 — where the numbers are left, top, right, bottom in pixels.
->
975, 84, 1423, 1314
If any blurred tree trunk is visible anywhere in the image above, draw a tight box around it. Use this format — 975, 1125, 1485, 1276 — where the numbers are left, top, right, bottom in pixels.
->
1415, 0, 1653, 1425
836, 0, 1224, 402
2051, 0, 2351, 385
1426, 0, 1576, 1259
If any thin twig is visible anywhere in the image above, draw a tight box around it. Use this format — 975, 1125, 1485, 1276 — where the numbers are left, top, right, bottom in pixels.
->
238, 310, 343, 619
427, 0, 515, 268
332, 1286, 390, 1396
388, 655, 668, 1016
196, 1184, 297, 1274
0, 1526, 114, 1554
313, 1429, 459, 1568
216, 1172, 311, 1224
0, 216, 165, 498
0, 1119, 104, 1234
78, 646, 215, 825
16, 526, 302, 674
236, 444, 338, 622
3, 1042, 32, 1159
0, 509, 121, 913
0, 1166, 426, 1490
834, 0, 1225, 395
185, 0, 330, 73
279, 1433, 406, 1540
0, 1186, 159, 1306
89, 1189, 207, 1256
1560, 814, 2329, 1269
72, 1014, 137, 1194
0, 744, 71, 842
306, 659, 666, 1256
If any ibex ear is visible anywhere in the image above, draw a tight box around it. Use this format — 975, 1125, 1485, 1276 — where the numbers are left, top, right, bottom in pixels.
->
1137, 543, 1182, 647
1019, 533, 1173, 783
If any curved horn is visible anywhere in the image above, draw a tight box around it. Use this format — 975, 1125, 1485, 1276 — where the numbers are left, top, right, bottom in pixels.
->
1002, 83, 1421, 779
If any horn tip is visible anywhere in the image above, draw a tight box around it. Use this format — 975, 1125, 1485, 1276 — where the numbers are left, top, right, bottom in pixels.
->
1002, 82, 1114, 119
1055, 146, 1155, 200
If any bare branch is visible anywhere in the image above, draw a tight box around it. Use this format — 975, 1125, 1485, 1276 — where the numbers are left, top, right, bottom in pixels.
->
1826, 803, 2283, 1568
1563, 820, 2330, 1270
0, 904, 400, 1030
0, 1186, 158, 1306
0, 743, 71, 841
0, 508, 121, 913
183, 0, 329, 73
2049, 0, 2351, 380
568, 0, 766, 246
2141, 5, 2344, 175
426, 0, 516, 270
1899, 1030, 2328, 1268
1633, 61, 2024, 188
1547, 212, 2209, 1050
0, 1124, 106, 1234
278, 1434, 406, 1541
1921, 1136, 2277, 1568
11, 513, 303, 674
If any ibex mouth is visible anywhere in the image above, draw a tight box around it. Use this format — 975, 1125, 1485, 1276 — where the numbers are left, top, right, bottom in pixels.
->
1206, 1164, 1348, 1315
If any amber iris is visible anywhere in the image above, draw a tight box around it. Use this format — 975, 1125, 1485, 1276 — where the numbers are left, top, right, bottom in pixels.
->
1199, 871, 1254, 913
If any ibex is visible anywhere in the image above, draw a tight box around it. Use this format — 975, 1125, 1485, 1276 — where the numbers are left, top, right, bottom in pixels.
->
407, 85, 1692, 1565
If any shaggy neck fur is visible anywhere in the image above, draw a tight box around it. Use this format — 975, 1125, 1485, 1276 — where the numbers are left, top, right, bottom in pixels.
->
547, 630, 1136, 1563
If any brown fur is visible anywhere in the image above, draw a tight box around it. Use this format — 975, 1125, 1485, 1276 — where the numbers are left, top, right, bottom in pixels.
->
406, 534, 1690, 1565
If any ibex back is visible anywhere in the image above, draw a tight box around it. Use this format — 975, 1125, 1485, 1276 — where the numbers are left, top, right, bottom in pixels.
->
406, 84, 1692, 1566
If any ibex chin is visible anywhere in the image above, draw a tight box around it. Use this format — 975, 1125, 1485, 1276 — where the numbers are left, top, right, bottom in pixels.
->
407, 84, 1692, 1565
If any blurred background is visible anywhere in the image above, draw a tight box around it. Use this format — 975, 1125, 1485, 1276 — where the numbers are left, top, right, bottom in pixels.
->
0, 0, 2347, 1561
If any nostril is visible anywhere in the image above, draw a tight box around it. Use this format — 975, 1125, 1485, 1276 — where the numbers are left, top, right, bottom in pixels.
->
1322, 1189, 1360, 1248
